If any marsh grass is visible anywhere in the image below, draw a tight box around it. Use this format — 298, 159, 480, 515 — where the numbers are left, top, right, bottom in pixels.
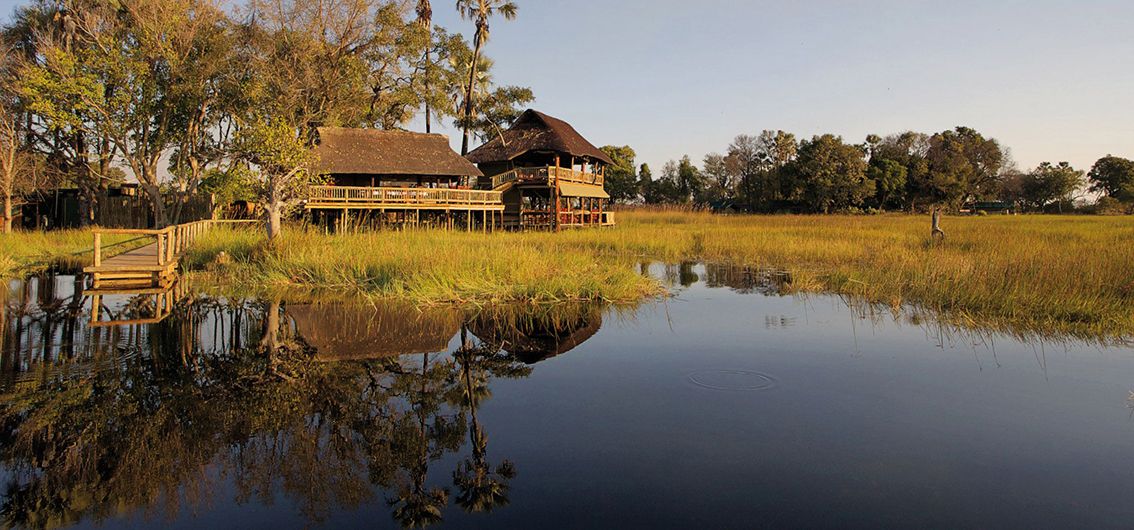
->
0, 230, 146, 278
178, 211, 1134, 337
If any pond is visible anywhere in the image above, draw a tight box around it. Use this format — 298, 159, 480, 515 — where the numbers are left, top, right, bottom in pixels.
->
2, 264, 1134, 529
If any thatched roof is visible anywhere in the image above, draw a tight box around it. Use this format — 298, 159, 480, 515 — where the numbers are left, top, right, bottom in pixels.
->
465, 110, 614, 165
288, 303, 461, 361
315, 127, 483, 177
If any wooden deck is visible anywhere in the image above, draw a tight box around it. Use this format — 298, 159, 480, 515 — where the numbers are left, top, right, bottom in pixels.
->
491, 166, 604, 190
306, 186, 504, 211
84, 219, 255, 288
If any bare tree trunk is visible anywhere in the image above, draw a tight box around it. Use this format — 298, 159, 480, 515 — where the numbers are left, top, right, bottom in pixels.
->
2, 195, 11, 233
266, 202, 282, 241
141, 182, 167, 228
931, 207, 945, 240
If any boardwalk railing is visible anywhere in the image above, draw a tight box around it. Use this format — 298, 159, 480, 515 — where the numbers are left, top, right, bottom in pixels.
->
87, 219, 256, 288
307, 186, 503, 209
492, 166, 604, 189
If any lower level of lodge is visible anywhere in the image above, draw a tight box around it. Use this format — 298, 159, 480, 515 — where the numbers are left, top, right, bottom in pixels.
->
304, 177, 614, 231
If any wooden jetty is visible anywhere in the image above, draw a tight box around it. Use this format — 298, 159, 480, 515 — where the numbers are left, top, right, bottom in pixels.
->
85, 219, 254, 289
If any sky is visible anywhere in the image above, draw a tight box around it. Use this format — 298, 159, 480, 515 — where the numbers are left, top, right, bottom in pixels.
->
3, 0, 1132, 175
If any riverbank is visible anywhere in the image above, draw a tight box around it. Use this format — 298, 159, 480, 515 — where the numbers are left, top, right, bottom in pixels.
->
4, 212, 1131, 337
182, 211, 1134, 337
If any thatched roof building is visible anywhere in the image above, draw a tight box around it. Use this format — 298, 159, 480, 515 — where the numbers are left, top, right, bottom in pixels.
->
314, 127, 482, 187
465, 110, 613, 166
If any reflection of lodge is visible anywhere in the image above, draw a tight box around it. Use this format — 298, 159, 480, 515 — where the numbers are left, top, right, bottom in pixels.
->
466, 110, 614, 230
287, 302, 461, 361
469, 305, 603, 364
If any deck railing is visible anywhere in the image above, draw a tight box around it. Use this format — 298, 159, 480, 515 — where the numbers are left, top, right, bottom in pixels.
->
491, 166, 604, 189
307, 186, 503, 208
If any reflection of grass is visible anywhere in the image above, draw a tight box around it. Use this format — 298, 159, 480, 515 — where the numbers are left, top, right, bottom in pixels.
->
187, 211, 1132, 337
0, 230, 143, 278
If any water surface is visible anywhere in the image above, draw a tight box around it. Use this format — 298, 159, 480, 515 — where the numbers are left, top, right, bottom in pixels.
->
3, 264, 1134, 529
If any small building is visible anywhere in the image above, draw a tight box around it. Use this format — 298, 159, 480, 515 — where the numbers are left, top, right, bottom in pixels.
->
465, 110, 615, 230
306, 127, 503, 230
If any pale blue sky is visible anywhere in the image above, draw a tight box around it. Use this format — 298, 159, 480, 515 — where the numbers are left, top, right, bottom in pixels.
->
4, 0, 1132, 174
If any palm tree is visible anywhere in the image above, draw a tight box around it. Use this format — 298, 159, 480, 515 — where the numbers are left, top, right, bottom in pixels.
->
455, 0, 518, 155
416, 0, 434, 133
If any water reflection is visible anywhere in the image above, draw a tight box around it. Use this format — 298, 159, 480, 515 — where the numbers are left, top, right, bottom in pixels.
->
0, 279, 606, 528
1, 268, 1133, 528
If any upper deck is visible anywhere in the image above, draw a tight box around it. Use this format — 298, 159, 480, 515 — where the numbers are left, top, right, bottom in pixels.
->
490, 166, 604, 190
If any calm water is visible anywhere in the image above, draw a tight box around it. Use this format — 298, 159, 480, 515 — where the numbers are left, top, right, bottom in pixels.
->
2, 265, 1134, 529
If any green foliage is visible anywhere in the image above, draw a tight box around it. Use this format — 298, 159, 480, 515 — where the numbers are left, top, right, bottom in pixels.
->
1021, 162, 1084, 212
232, 117, 320, 208
790, 134, 872, 213
600, 145, 639, 203
922, 126, 1004, 207
199, 165, 257, 206
867, 158, 907, 209
1087, 155, 1134, 203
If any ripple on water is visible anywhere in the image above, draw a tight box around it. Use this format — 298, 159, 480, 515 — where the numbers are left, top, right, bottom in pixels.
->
687, 369, 777, 391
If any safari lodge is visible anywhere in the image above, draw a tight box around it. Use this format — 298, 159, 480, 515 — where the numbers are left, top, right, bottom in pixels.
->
304, 110, 613, 231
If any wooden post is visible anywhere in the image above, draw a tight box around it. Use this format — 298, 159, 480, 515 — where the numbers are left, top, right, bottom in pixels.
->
93, 232, 102, 268
156, 233, 165, 265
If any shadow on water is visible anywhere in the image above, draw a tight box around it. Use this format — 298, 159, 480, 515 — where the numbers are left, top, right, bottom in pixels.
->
0, 265, 1132, 528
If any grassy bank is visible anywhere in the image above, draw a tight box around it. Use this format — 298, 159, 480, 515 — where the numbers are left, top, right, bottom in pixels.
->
0, 230, 145, 278
184, 227, 661, 304
184, 212, 1134, 337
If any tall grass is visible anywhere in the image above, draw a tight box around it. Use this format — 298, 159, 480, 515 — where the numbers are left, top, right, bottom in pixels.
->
184, 226, 661, 304
179, 211, 1134, 337
0, 230, 144, 278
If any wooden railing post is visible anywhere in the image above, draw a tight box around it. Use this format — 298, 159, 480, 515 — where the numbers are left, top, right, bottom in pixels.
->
93, 232, 102, 268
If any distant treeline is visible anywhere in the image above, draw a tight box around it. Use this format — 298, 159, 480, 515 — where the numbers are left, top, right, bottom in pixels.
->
601, 130, 1134, 214
0, 0, 527, 235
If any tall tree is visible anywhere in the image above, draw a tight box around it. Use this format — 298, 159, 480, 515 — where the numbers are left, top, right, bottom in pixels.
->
6, 1, 117, 226
1, 56, 37, 233
1022, 161, 1084, 213
1087, 155, 1134, 203
700, 152, 739, 204
728, 130, 796, 211
17, 0, 232, 227
600, 145, 639, 203
416, 0, 433, 132
790, 134, 871, 213
455, 0, 517, 155
922, 126, 1003, 209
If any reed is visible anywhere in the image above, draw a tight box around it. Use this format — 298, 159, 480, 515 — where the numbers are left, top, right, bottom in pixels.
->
0, 229, 144, 278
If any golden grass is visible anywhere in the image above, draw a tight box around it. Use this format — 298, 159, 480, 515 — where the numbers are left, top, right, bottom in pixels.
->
0, 229, 145, 278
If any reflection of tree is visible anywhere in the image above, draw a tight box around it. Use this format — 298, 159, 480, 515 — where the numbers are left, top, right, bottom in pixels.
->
450, 326, 530, 513
382, 351, 464, 528
0, 294, 567, 528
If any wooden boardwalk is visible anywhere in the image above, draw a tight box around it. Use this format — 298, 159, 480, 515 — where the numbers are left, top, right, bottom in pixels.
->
84, 220, 254, 289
